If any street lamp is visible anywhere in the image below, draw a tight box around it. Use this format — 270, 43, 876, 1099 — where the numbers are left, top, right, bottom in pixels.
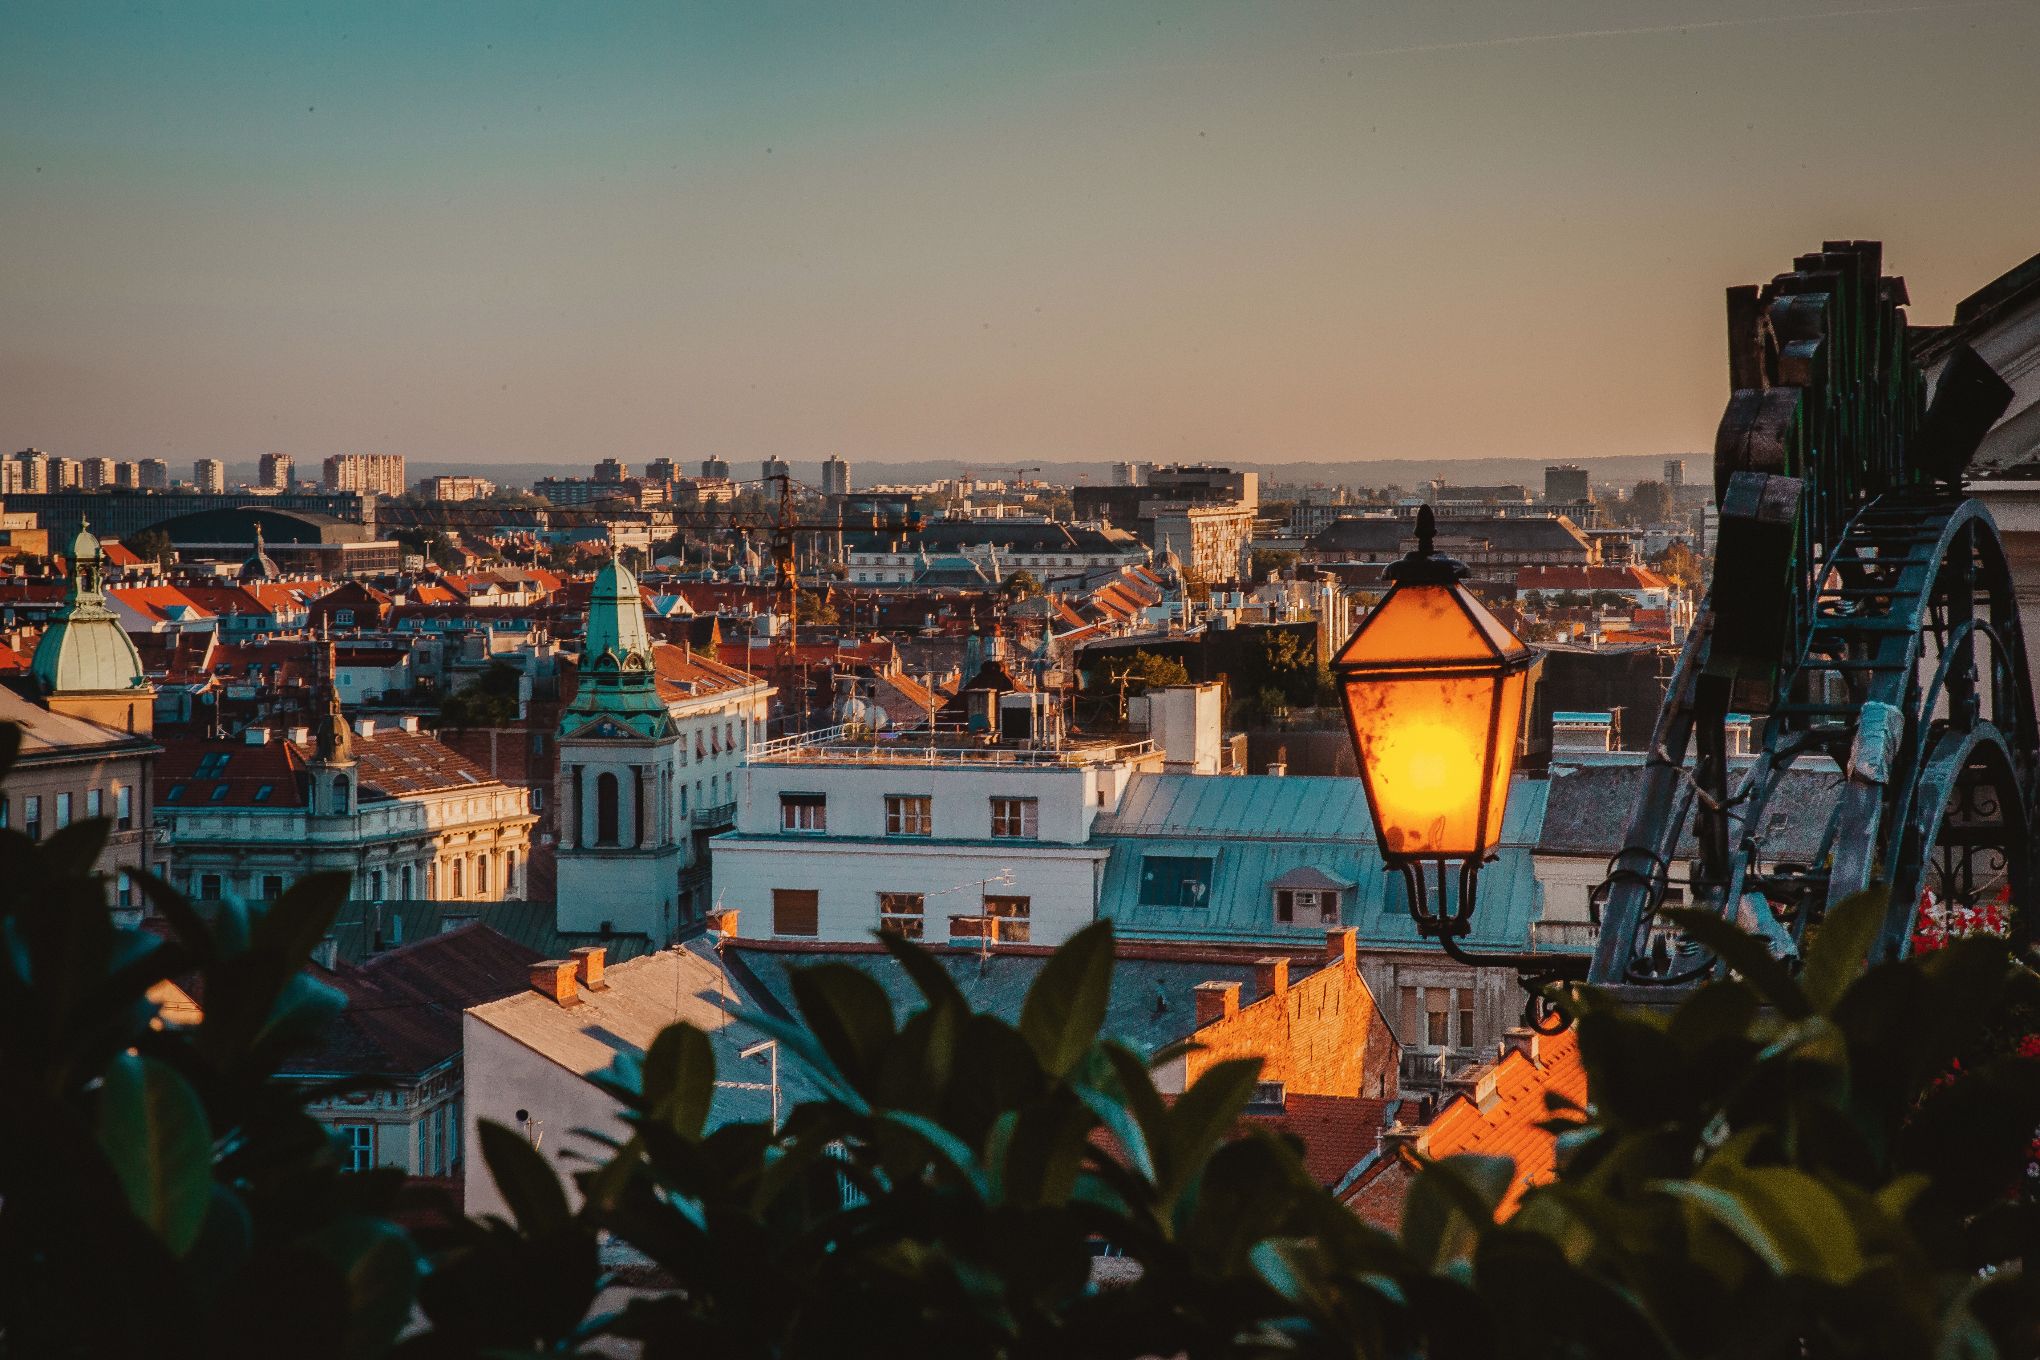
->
1333, 506, 1533, 962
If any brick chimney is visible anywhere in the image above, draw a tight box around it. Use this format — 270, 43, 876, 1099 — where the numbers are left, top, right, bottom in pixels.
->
1325, 926, 1357, 973
1193, 980, 1240, 1026
1255, 956, 1290, 1000
570, 945, 607, 991
528, 959, 580, 1006
1498, 1026, 1541, 1065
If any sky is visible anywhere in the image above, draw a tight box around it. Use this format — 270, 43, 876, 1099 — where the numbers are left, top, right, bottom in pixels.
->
2, 1, 2036, 470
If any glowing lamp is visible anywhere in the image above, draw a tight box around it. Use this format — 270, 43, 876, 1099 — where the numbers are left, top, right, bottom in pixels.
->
1334, 507, 1532, 946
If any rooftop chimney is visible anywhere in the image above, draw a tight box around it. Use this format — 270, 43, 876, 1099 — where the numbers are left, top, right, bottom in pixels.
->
1498, 1027, 1541, 1065
1255, 956, 1290, 1000
398, 714, 421, 733
1325, 926, 1357, 973
286, 725, 311, 745
353, 717, 377, 738
1266, 744, 1288, 777
570, 945, 607, 991
244, 726, 270, 746
1192, 979, 1241, 1026
528, 959, 580, 1007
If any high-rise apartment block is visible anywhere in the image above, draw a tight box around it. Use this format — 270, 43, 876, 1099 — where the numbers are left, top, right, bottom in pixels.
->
702, 456, 731, 480
761, 456, 790, 483
821, 455, 851, 497
322, 454, 406, 496
1544, 465, 1591, 503
82, 457, 118, 489
137, 459, 170, 491
1111, 461, 1151, 487
594, 458, 629, 483
113, 461, 139, 489
194, 459, 226, 494
10, 450, 50, 494
259, 452, 295, 490
415, 475, 497, 502
1662, 458, 1684, 489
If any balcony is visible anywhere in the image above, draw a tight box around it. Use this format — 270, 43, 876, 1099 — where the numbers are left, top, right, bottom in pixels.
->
692, 801, 736, 830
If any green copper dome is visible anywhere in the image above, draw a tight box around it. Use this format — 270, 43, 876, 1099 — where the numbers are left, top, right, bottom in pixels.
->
32, 519, 146, 695
584, 558, 654, 670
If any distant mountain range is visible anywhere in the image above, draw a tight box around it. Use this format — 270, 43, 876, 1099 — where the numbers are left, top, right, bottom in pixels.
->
236, 453, 1702, 493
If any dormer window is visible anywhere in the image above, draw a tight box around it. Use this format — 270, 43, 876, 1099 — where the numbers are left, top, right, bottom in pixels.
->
1270, 866, 1352, 926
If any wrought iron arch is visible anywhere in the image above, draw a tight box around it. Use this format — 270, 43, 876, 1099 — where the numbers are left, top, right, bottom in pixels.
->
1591, 242, 2035, 993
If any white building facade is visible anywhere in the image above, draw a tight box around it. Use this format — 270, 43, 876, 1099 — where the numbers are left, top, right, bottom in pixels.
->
711, 732, 1159, 946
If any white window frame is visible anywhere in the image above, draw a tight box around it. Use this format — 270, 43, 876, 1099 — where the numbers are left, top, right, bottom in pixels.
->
884, 794, 933, 837
989, 796, 1039, 839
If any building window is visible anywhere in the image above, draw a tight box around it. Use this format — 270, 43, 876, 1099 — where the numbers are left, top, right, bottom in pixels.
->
401, 866, 414, 898
595, 771, 620, 845
878, 892, 925, 939
984, 895, 1031, 943
452, 859, 464, 897
0, 795, 8, 829
773, 888, 819, 937
989, 797, 1038, 839
780, 793, 826, 833
1139, 855, 1213, 907
336, 609, 355, 626
475, 856, 489, 897
530, 786, 544, 810
884, 795, 932, 837
339, 1123, 375, 1172
504, 850, 517, 895
262, 875, 285, 901
200, 873, 223, 901
426, 862, 438, 897
25, 794, 44, 837
1274, 888, 1340, 925
86, 788, 102, 819
725, 720, 734, 749
371, 869, 385, 899
331, 775, 349, 810
1427, 1009, 1449, 1048
116, 871, 133, 910
55, 792, 72, 830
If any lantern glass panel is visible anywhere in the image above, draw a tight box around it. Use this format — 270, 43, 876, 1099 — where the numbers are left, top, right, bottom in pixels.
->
1336, 583, 1517, 669
1345, 672, 1507, 858
1483, 668, 1527, 845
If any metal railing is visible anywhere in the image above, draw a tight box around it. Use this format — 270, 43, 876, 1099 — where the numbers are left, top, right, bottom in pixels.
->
692, 802, 737, 828
747, 728, 1156, 768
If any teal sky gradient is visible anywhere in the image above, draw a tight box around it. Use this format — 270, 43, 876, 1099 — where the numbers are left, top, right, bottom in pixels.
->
3, 1, 2037, 466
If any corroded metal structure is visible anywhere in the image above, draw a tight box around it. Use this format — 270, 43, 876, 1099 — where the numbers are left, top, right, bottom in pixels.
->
1591, 241, 2029, 990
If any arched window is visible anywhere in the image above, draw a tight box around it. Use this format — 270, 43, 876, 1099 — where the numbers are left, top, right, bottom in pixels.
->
596, 771, 620, 846
331, 775, 348, 811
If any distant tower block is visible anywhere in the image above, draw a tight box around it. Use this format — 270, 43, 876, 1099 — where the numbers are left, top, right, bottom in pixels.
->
1662, 458, 1685, 489
821, 455, 851, 497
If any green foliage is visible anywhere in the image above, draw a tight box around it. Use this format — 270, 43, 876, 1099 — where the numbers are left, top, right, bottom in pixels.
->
1650, 540, 1704, 591
794, 589, 839, 624
1623, 479, 1675, 525
0, 718, 417, 1358
1100, 649, 1190, 697
1249, 549, 1300, 580
1001, 569, 1042, 600
420, 890, 2040, 1357
437, 661, 520, 730
127, 527, 176, 566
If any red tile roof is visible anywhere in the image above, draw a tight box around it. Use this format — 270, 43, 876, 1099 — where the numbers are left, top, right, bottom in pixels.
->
1515, 565, 1673, 593
1242, 1094, 1393, 1185
157, 737, 311, 808
1416, 1029, 1586, 1216
283, 924, 544, 1078
338, 728, 505, 799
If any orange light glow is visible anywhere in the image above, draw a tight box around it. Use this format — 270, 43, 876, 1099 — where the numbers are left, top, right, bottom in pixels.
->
1334, 579, 1533, 862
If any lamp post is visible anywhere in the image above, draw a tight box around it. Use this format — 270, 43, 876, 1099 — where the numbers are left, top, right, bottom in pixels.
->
1332, 506, 1534, 966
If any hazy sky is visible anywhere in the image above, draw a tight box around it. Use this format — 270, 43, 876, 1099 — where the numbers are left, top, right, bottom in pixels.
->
3, 1, 2036, 468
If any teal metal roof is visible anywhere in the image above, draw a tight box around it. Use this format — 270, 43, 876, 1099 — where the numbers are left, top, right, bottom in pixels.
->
1095, 773, 1555, 955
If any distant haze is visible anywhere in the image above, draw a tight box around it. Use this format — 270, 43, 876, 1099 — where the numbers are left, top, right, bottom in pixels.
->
323, 453, 1696, 493
5, 3, 2036, 466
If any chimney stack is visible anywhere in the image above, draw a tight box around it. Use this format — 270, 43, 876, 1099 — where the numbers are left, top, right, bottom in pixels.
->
528, 959, 580, 1007
1255, 956, 1290, 1000
1267, 744, 1288, 778
244, 726, 271, 746
353, 717, 377, 739
1499, 1027, 1541, 1065
1192, 980, 1241, 1026
1325, 926, 1357, 973
570, 945, 607, 991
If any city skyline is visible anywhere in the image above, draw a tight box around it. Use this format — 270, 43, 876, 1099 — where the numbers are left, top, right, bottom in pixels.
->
4, 1, 2036, 465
